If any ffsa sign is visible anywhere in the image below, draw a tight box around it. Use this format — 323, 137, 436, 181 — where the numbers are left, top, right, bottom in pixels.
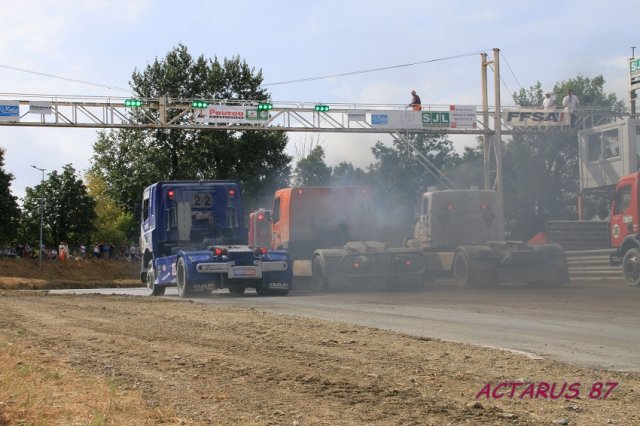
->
503, 109, 568, 127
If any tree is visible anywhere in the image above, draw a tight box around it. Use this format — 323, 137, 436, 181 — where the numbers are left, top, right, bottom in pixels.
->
330, 161, 369, 186
369, 132, 459, 224
0, 148, 20, 245
85, 171, 135, 248
447, 141, 485, 189
21, 164, 96, 248
346, 132, 460, 245
90, 44, 291, 215
503, 75, 625, 239
292, 145, 332, 186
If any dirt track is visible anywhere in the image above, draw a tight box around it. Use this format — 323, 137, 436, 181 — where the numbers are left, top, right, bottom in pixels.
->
1, 290, 640, 425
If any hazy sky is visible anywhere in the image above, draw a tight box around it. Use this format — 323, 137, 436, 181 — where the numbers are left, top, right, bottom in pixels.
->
1, 0, 638, 200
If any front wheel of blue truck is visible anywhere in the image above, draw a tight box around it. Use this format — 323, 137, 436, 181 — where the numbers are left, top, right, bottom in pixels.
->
146, 261, 166, 296
176, 257, 192, 298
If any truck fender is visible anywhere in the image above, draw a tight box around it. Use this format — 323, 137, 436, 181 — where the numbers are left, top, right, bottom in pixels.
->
620, 235, 640, 257
140, 249, 154, 283
456, 245, 497, 261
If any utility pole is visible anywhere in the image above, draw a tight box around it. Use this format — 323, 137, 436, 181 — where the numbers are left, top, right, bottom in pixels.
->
480, 49, 504, 221
631, 46, 637, 117
493, 48, 504, 211
481, 52, 490, 190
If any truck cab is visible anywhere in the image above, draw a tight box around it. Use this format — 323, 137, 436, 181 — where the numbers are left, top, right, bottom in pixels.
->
609, 171, 640, 286
139, 181, 292, 297
271, 187, 375, 259
413, 190, 504, 250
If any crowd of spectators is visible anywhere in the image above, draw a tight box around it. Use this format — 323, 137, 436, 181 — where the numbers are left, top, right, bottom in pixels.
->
1, 242, 139, 261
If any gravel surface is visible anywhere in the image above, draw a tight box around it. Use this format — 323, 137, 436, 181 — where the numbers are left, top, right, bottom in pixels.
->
1, 291, 639, 424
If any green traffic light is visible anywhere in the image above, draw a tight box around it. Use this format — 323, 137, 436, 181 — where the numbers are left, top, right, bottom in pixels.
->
258, 103, 273, 111
125, 99, 142, 108
192, 101, 209, 108
314, 105, 329, 112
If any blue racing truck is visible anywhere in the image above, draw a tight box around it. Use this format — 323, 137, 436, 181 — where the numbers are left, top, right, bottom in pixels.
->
139, 181, 292, 297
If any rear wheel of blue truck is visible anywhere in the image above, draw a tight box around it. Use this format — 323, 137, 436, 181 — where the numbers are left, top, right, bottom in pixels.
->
146, 261, 165, 296
176, 257, 192, 298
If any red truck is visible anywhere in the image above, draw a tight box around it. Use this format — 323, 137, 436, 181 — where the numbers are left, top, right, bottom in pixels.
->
248, 208, 272, 249
609, 171, 640, 286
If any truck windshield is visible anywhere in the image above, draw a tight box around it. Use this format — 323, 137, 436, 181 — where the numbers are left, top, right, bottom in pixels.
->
166, 186, 244, 246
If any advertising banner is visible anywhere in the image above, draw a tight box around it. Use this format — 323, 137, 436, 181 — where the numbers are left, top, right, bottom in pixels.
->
503, 108, 568, 127
370, 106, 476, 130
449, 105, 477, 129
194, 105, 269, 125
29, 101, 53, 115
0, 101, 20, 122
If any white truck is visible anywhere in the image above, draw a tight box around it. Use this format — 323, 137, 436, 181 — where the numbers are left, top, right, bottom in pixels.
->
406, 189, 569, 287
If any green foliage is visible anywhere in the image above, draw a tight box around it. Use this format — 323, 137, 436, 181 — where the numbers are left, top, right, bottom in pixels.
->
85, 171, 135, 247
330, 161, 369, 186
0, 148, 20, 245
513, 75, 625, 111
447, 141, 485, 189
293, 145, 332, 186
369, 132, 459, 226
90, 44, 291, 215
502, 131, 579, 239
20, 165, 96, 248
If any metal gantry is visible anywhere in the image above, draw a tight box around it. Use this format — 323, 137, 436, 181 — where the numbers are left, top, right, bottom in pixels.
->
0, 92, 621, 134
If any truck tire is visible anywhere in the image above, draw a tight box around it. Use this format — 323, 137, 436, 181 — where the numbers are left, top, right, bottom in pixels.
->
176, 257, 192, 298
256, 287, 290, 297
312, 256, 328, 292
228, 282, 246, 296
452, 249, 491, 288
622, 247, 640, 286
146, 260, 165, 296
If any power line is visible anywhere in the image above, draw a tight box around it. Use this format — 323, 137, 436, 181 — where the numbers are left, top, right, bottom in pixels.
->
263, 50, 490, 86
499, 51, 523, 91
0, 64, 132, 93
498, 52, 524, 103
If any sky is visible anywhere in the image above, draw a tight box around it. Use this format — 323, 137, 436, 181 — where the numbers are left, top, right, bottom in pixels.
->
1, 0, 638, 201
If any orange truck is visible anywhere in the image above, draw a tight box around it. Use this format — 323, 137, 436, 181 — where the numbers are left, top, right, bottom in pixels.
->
609, 171, 640, 286
267, 186, 427, 290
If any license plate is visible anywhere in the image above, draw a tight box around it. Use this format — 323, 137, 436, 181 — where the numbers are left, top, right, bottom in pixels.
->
268, 282, 289, 289
231, 267, 256, 277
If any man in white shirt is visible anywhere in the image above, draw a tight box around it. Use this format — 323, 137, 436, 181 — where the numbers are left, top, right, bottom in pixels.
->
543, 91, 556, 109
562, 89, 580, 128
